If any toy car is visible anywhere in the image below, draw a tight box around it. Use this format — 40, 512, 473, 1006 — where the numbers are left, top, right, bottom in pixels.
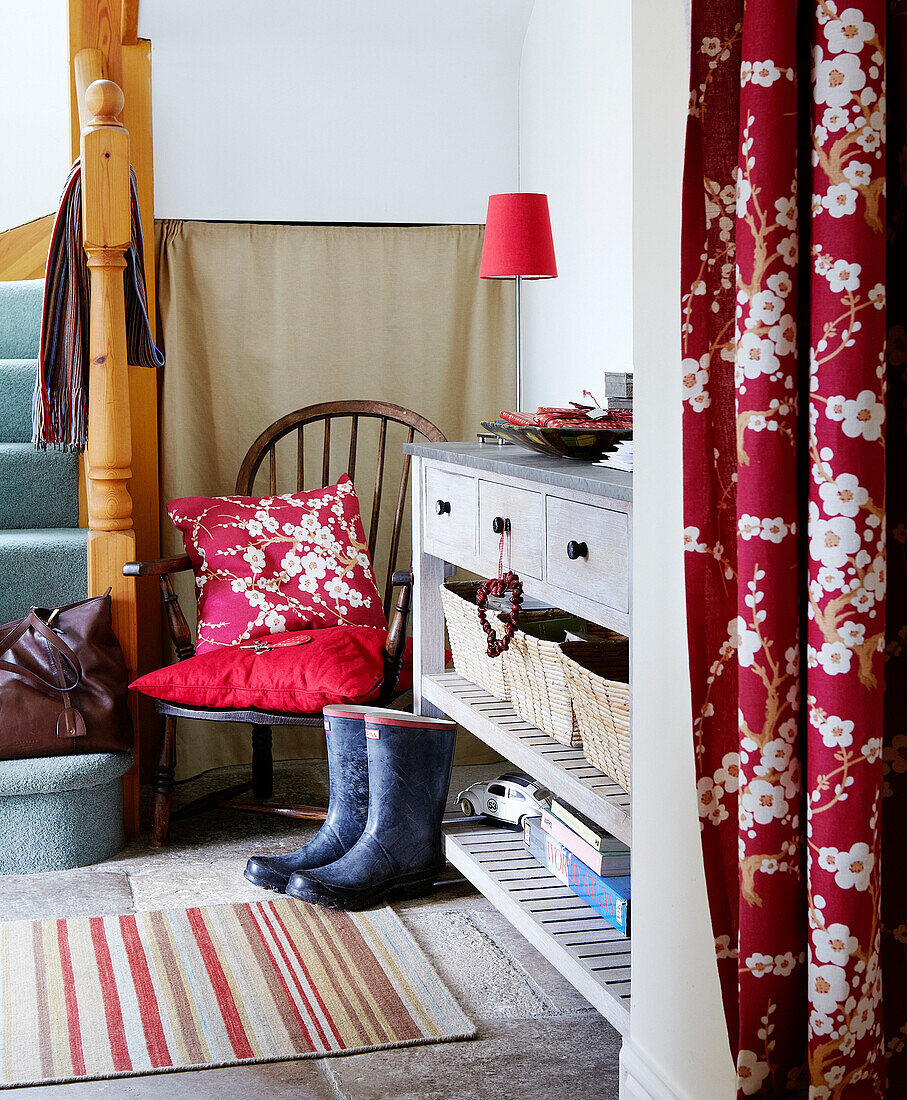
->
456, 772, 551, 827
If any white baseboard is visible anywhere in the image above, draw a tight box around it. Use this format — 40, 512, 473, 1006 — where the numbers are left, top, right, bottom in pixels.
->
620, 1038, 684, 1100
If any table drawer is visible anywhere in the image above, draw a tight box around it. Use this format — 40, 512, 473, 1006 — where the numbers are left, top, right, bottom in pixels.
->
546, 496, 628, 613
423, 466, 476, 560
478, 480, 544, 579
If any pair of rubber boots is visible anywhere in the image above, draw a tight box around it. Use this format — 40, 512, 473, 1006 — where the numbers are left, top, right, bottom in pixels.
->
244, 705, 457, 910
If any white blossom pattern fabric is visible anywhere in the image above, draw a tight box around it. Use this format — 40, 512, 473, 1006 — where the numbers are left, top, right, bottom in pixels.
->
168, 476, 386, 653
682, 0, 906, 1094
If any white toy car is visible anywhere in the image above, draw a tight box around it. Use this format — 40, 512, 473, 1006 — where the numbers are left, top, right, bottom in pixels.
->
456, 772, 551, 827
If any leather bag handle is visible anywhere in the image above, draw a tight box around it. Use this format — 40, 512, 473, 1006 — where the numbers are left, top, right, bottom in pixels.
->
0, 610, 83, 694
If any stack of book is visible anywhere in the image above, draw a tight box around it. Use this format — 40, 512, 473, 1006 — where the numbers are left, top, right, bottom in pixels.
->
523, 796, 631, 936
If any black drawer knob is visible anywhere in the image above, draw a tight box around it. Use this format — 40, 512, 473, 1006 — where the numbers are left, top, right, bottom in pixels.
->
435, 499, 451, 515
566, 541, 588, 561
492, 516, 511, 534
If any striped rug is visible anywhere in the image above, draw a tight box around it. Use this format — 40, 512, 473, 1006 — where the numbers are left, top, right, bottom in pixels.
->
0, 899, 474, 1088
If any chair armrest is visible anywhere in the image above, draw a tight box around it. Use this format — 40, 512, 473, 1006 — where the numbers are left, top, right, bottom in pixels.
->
123, 555, 193, 578
122, 556, 197, 661
381, 571, 414, 699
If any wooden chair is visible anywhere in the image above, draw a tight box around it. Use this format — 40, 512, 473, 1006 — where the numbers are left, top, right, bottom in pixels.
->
125, 400, 446, 846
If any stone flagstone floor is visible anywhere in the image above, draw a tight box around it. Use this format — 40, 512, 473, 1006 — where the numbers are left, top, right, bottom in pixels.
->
2, 760, 622, 1099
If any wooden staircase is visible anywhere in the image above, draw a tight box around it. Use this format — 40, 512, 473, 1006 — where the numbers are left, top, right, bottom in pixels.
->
0, 4, 162, 834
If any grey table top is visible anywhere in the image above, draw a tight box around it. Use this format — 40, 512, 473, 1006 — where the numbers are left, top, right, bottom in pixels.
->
403, 441, 633, 503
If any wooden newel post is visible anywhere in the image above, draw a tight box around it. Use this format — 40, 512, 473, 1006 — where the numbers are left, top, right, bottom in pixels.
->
81, 78, 140, 834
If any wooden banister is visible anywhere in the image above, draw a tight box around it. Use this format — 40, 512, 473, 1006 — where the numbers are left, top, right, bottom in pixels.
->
69, 9, 161, 837
78, 73, 140, 834
74, 48, 107, 124
82, 79, 134, 534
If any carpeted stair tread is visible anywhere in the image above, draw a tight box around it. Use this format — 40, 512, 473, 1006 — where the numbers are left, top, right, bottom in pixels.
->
0, 360, 38, 443
0, 443, 79, 529
0, 752, 133, 798
0, 527, 87, 624
0, 751, 132, 875
0, 280, 43, 359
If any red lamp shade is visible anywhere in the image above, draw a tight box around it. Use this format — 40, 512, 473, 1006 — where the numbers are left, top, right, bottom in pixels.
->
480, 193, 557, 280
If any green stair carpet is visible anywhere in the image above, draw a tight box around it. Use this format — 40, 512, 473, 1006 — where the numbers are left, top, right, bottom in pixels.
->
0, 278, 125, 874
0, 444, 79, 529
0, 528, 88, 624
0, 360, 39, 442
0, 278, 86, 617
0, 280, 43, 359
0, 752, 133, 874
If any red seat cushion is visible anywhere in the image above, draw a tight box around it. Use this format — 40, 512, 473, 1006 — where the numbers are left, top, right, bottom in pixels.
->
168, 475, 387, 654
131, 626, 412, 714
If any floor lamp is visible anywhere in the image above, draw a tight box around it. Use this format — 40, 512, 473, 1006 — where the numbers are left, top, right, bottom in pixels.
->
480, 193, 557, 410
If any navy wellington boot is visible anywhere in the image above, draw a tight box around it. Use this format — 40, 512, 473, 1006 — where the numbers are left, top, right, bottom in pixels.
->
285, 709, 457, 910
244, 705, 372, 893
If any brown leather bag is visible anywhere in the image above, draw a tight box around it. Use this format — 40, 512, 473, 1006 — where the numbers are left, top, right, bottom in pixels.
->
0, 594, 133, 760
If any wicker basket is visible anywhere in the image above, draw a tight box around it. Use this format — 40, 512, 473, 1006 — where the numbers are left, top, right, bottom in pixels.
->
505, 625, 629, 750
440, 582, 587, 701
561, 647, 631, 793
440, 582, 510, 698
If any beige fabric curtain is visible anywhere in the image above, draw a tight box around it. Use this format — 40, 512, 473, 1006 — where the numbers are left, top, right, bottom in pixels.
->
155, 220, 513, 778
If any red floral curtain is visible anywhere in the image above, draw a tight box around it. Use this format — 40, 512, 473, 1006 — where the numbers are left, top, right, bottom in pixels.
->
682, 0, 907, 1094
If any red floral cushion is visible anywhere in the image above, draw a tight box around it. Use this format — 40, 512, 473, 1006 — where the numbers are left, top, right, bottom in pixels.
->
130, 626, 412, 713
168, 476, 386, 654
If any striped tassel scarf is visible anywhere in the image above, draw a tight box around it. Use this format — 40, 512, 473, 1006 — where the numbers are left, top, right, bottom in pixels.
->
33, 161, 164, 451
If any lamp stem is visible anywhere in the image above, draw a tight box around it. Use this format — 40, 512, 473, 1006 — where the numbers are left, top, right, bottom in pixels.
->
515, 274, 522, 410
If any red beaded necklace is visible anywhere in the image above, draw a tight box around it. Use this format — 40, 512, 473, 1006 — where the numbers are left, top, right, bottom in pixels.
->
475, 571, 523, 656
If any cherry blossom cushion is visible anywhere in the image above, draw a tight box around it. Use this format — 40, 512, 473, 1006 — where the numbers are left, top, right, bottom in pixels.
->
130, 626, 412, 713
168, 476, 386, 654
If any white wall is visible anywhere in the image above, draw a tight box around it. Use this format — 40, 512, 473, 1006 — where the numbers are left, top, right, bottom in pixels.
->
138, 0, 533, 223
517, 7, 733, 1093
623, 0, 736, 1095
518, 0, 633, 411
0, 0, 71, 231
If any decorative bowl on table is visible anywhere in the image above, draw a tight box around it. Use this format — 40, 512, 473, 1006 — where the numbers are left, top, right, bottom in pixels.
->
481, 420, 631, 461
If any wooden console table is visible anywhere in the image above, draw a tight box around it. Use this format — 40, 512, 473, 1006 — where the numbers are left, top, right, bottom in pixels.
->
404, 440, 633, 1035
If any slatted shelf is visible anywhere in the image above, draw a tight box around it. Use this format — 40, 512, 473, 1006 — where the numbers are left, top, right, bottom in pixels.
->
443, 817, 631, 1036
424, 671, 631, 847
